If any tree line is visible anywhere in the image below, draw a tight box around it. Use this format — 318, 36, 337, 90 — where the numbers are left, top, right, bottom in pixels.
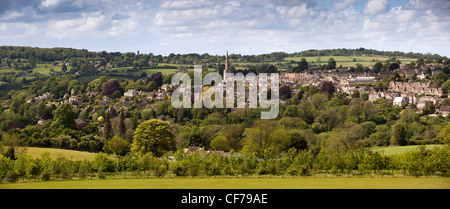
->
2, 46, 447, 69
1, 145, 449, 183
295, 48, 449, 61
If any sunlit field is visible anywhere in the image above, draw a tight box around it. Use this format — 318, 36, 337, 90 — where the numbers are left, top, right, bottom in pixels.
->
1, 177, 449, 189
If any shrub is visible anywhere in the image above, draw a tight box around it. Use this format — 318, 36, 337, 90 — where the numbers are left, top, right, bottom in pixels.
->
6, 170, 19, 183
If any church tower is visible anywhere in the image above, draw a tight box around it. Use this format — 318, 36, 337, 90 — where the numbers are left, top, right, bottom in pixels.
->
224, 50, 229, 81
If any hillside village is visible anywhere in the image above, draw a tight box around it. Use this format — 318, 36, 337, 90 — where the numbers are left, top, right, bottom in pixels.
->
16, 53, 450, 134
1, 47, 450, 162
280, 62, 450, 117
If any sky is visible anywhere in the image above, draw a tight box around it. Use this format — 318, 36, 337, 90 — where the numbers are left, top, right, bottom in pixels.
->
1, 0, 449, 57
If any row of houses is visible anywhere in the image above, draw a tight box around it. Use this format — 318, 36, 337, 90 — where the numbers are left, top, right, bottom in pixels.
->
280, 68, 449, 117
26, 92, 51, 104
389, 81, 443, 97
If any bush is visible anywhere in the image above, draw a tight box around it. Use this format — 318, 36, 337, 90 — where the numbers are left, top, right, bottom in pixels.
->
154, 164, 167, 178
40, 169, 51, 181
408, 139, 434, 145
6, 171, 19, 183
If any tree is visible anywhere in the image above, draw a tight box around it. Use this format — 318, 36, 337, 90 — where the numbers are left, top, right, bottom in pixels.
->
103, 80, 123, 96
416, 58, 424, 67
279, 85, 292, 99
242, 120, 276, 156
441, 80, 450, 94
131, 119, 176, 157
61, 64, 67, 74
422, 102, 436, 115
399, 109, 420, 124
436, 123, 450, 146
118, 110, 126, 137
104, 111, 112, 139
221, 124, 244, 151
409, 61, 416, 70
210, 136, 228, 151
320, 81, 336, 96
52, 103, 78, 129
140, 72, 148, 78
107, 136, 130, 156
327, 58, 336, 70
141, 109, 155, 120
325, 122, 364, 153
283, 105, 300, 117
347, 98, 364, 123
391, 123, 407, 146
0, 155, 14, 183
147, 81, 157, 92
351, 90, 360, 99
294, 58, 308, 72
382, 60, 390, 71
373, 62, 383, 72
287, 132, 308, 150
242, 120, 289, 156
150, 72, 163, 87
389, 63, 400, 71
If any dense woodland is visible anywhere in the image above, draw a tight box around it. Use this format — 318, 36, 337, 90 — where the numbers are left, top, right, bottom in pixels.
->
0, 46, 450, 183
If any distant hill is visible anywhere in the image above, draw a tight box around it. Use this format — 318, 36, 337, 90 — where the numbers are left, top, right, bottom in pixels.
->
1, 46, 448, 63
294, 48, 448, 60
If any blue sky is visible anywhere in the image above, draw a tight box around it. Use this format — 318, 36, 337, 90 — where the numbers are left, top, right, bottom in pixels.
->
0, 0, 449, 57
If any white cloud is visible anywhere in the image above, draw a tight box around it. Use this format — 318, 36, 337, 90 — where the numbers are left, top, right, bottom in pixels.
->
160, 0, 213, 10
0, 10, 25, 20
40, 0, 61, 8
0, 22, 38, 37
333, 0, 359, 10
46, 12, 108, 38
0, 0, 449, 56
363, 0, 390, 15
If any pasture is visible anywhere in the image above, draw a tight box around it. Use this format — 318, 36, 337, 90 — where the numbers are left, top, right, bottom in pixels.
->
1, 176, 448, 189
33, 63, 69, 75
371, 144, 444, 156
24, 147, 114, 161
284, 56, 415, 68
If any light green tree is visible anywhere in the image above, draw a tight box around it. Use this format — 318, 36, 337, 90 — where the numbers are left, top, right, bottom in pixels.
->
107, 136, 130, 156
131, 119, 176, 157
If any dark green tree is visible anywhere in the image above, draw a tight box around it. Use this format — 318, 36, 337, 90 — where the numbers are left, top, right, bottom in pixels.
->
104, 111, 112, 139
52, 103, 78, 129
118, 110, 126, 137
391, 123, 407, 146
61, 64, 67, 73
327, 58, 336, 70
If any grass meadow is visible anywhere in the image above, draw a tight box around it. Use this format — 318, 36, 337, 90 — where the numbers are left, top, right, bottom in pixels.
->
23, 147, 112, 161
1, 176, 449, 189
284, 56, 415, 68
371, 145, 444, 156
33, 63, 70, 75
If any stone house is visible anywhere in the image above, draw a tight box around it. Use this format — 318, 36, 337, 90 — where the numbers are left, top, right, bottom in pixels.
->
393, 97, 406, 106
124, 89, 142, 97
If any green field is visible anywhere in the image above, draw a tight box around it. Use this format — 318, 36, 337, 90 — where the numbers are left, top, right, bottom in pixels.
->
33, 63, 71, 75
371, 145, 444, 156
24, 147, 114, 161
75, 64, 219, 83
1, 177, 449, 189
284, 56, 415, 68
